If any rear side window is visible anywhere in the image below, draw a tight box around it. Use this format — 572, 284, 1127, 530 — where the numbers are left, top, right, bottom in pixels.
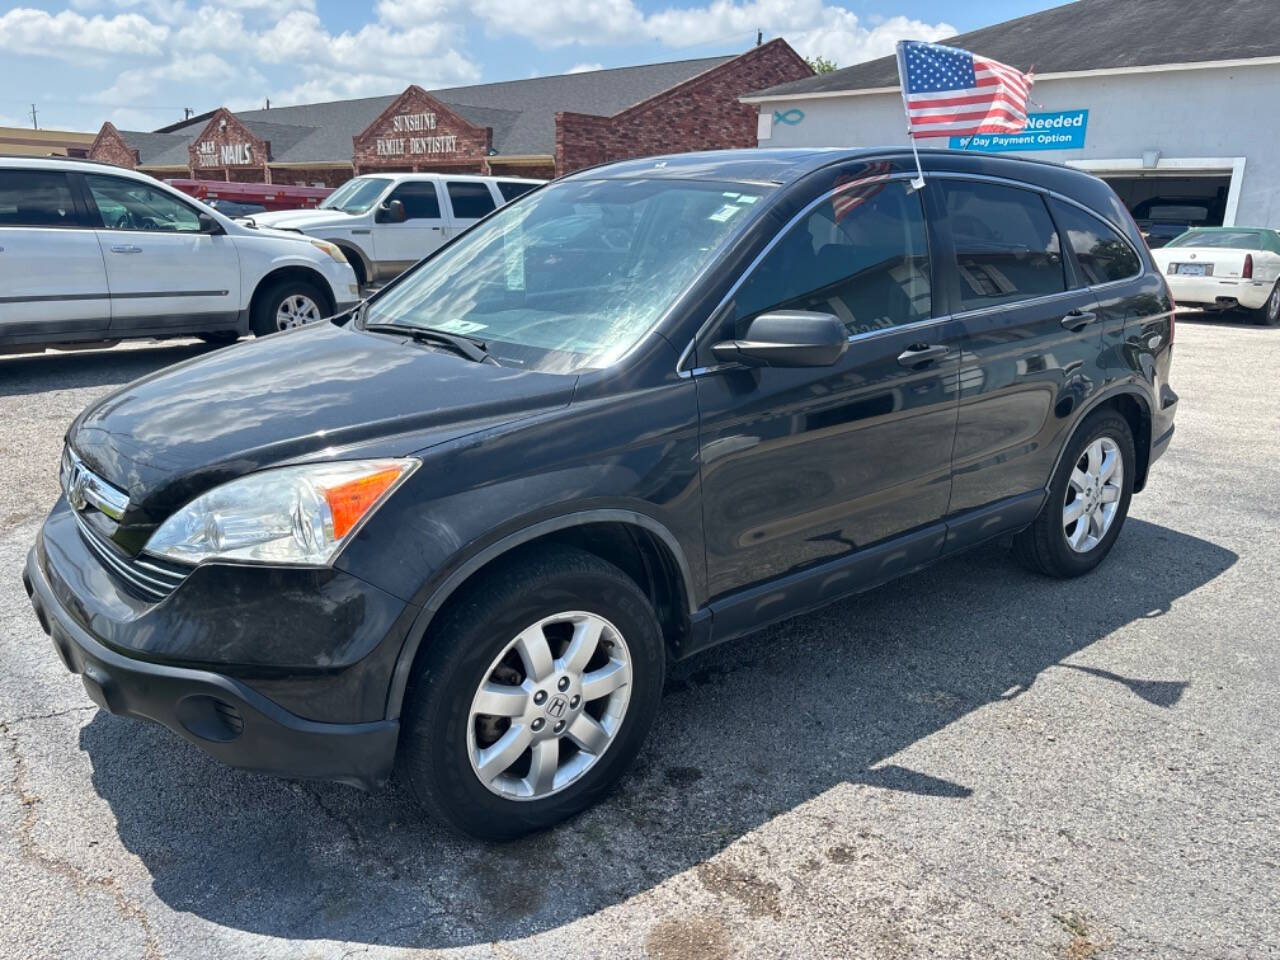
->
446, 181, 497, 219
733, 177, 932, 336
497, 181, 537, 203
1049, 199, 1141, 285
387, 181, 440, 220
941, 180, 1065, 310
0, 170, 79, 228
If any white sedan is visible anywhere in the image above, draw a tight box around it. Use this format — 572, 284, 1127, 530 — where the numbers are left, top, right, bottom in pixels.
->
1151, 227, 1280, 326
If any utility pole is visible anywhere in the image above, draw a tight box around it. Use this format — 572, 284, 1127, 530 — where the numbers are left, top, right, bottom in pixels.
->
29, 103, 38, 129
756, 29, 762, 46
264, 97, 270, 110
184, 107, 193, 120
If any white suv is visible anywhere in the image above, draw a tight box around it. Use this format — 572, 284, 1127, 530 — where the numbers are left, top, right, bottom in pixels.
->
0, 157, 360, 351
250, 173, 543, 286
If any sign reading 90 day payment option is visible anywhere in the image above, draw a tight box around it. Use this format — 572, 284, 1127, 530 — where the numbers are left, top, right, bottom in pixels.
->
950, 109, 1088, 152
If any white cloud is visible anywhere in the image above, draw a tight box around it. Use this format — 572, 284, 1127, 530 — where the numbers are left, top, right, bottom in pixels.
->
568, 62, 606, 74
468, 0, 953, 65
0, 8, 169, 57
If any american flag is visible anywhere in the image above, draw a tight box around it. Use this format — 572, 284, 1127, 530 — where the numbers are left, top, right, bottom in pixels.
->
897, 40, 1034, 139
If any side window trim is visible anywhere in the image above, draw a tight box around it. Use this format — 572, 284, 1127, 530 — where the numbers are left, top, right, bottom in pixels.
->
679, 171, 928, 375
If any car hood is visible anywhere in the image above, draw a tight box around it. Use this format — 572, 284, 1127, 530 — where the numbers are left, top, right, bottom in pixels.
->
68, 322, 576, 521
249, 208, 358, 231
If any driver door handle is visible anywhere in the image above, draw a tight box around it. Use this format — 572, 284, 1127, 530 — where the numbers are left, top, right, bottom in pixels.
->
110, 244, 142, 254
897, 343, 950, 368
1061, 309, 1097, 331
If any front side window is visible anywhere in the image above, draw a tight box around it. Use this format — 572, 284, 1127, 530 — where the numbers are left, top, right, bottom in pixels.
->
319, 177, 391, 214
942, 180, 1065, 310
446, 181, 497, 219
733, 177, 932, 336
386, 181, 440, 220
1049, 199, 1141, 285
364, 178, 771, 371
85, 175, 202, 233
0, 170, 79, 228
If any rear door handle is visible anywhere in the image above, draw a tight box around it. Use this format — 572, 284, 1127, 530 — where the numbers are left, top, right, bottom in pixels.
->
110, 244, 142, 254
1061, 309, 1097, 331
897, 343, 950, 368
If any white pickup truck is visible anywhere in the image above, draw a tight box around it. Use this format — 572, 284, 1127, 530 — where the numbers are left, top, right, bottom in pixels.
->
250, 173, 543, 286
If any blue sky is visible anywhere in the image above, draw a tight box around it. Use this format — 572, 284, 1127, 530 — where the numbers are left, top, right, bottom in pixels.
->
0, 0, 1062, 133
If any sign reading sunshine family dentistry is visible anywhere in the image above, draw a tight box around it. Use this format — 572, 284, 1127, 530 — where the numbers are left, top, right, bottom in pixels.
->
950, 109, 1088, 152
374, 112, 459, 158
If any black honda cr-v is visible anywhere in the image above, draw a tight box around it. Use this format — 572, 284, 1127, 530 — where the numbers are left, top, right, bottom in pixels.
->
25, 148, 1177, 838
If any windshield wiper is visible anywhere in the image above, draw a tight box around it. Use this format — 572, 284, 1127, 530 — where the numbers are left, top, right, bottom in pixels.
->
363, 322, 497, 365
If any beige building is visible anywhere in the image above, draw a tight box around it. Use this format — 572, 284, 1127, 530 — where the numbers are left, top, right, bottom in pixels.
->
0, 126, 96, 158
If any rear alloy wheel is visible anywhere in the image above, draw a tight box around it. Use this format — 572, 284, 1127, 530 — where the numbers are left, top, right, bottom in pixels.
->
1014, 410, 1135, 578
398, 545, 665, 839
250, 279, 331, 336
1256, 282, 1280, 327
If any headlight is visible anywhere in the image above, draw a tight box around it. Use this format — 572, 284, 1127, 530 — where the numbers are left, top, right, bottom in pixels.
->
145, 459, 417, 566
310, 239, 348, 264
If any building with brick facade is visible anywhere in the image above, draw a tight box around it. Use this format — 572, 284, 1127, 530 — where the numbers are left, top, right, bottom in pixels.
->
87, 40, 810, 186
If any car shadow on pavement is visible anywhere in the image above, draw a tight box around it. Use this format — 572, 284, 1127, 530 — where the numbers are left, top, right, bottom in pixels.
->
78, 517, 1235, 950
0, 343, 215, 398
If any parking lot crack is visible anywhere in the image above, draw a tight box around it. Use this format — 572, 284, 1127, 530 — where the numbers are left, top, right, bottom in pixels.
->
1, 719, 163, 960
4, 704, 96, 726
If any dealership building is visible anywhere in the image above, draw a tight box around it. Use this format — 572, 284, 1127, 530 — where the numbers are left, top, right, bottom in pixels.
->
87, 40, 810, 186
746, 0, 1279, 229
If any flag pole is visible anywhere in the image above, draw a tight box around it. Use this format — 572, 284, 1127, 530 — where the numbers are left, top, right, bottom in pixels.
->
895, 41, 926, 191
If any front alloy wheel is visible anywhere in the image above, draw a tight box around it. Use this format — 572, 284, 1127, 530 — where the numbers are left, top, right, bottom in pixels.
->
467, 611, 632, 800
398, 545, 665, 839
275, 293, 322, 330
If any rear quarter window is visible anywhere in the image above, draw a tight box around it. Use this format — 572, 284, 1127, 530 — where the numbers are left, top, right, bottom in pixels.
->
1048, 198, 1141, 284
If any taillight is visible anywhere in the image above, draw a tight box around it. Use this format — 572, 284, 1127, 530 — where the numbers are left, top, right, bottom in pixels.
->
1243, 254, 1253, 279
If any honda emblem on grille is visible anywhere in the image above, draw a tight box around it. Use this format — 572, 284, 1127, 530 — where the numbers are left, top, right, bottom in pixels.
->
66, 466, 87, 512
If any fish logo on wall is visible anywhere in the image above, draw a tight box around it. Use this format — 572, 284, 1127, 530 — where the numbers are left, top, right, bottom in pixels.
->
773, 109, 805, 126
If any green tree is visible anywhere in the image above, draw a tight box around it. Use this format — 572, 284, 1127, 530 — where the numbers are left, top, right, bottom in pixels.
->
806, 55, 838, 74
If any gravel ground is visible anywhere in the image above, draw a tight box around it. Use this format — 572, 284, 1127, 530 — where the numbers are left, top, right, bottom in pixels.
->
1, 317, 1278, 960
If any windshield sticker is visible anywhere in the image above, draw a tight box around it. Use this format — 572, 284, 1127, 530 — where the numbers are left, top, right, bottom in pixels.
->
735, 194, 759, 204
434, 319, 488, 335
709, 204, 743, 223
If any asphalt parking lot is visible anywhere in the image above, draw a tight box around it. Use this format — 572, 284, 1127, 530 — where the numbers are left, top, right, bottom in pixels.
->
1, 316, 1278, 960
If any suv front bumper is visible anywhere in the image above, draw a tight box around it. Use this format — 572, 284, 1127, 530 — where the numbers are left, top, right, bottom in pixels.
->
23, 539, 400, 791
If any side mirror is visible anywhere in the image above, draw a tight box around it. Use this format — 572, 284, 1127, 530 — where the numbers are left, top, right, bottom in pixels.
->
197, 212, 223, 234
711, 310, 848, 368
377, 199, 407, 223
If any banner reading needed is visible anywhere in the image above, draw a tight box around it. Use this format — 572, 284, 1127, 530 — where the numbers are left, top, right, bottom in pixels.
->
950, 109, 1088, 152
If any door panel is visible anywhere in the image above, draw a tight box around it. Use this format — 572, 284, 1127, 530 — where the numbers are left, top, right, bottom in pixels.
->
0, 169, 109, 339
696, 176, 959, 602
697, 323, 961, 599
372, 180, 445, 271
82, 173, 239, 326
937, 178, 1104, 514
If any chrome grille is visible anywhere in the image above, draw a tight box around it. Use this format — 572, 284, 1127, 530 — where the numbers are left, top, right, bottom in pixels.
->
75, 513, 189, 601
60, 447, 129, 520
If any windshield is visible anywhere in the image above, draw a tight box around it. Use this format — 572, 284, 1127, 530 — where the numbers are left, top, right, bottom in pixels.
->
319, 177, 391, 213
1166, 230, 1263, 250
363, 177, 771, 372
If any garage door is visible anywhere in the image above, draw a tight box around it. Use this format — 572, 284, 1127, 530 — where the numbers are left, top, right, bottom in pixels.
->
1102, 174, 1231, 248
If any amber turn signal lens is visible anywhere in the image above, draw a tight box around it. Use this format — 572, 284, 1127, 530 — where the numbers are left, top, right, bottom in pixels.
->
322, 466, 407, 539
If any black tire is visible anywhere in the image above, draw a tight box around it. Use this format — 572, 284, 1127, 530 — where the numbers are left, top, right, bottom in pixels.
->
1014, 410, 1135, 578
397, 544, 665, 840
1253, 281, 1280, 327
197, 331, 239, 346
249, 278, 331, 337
